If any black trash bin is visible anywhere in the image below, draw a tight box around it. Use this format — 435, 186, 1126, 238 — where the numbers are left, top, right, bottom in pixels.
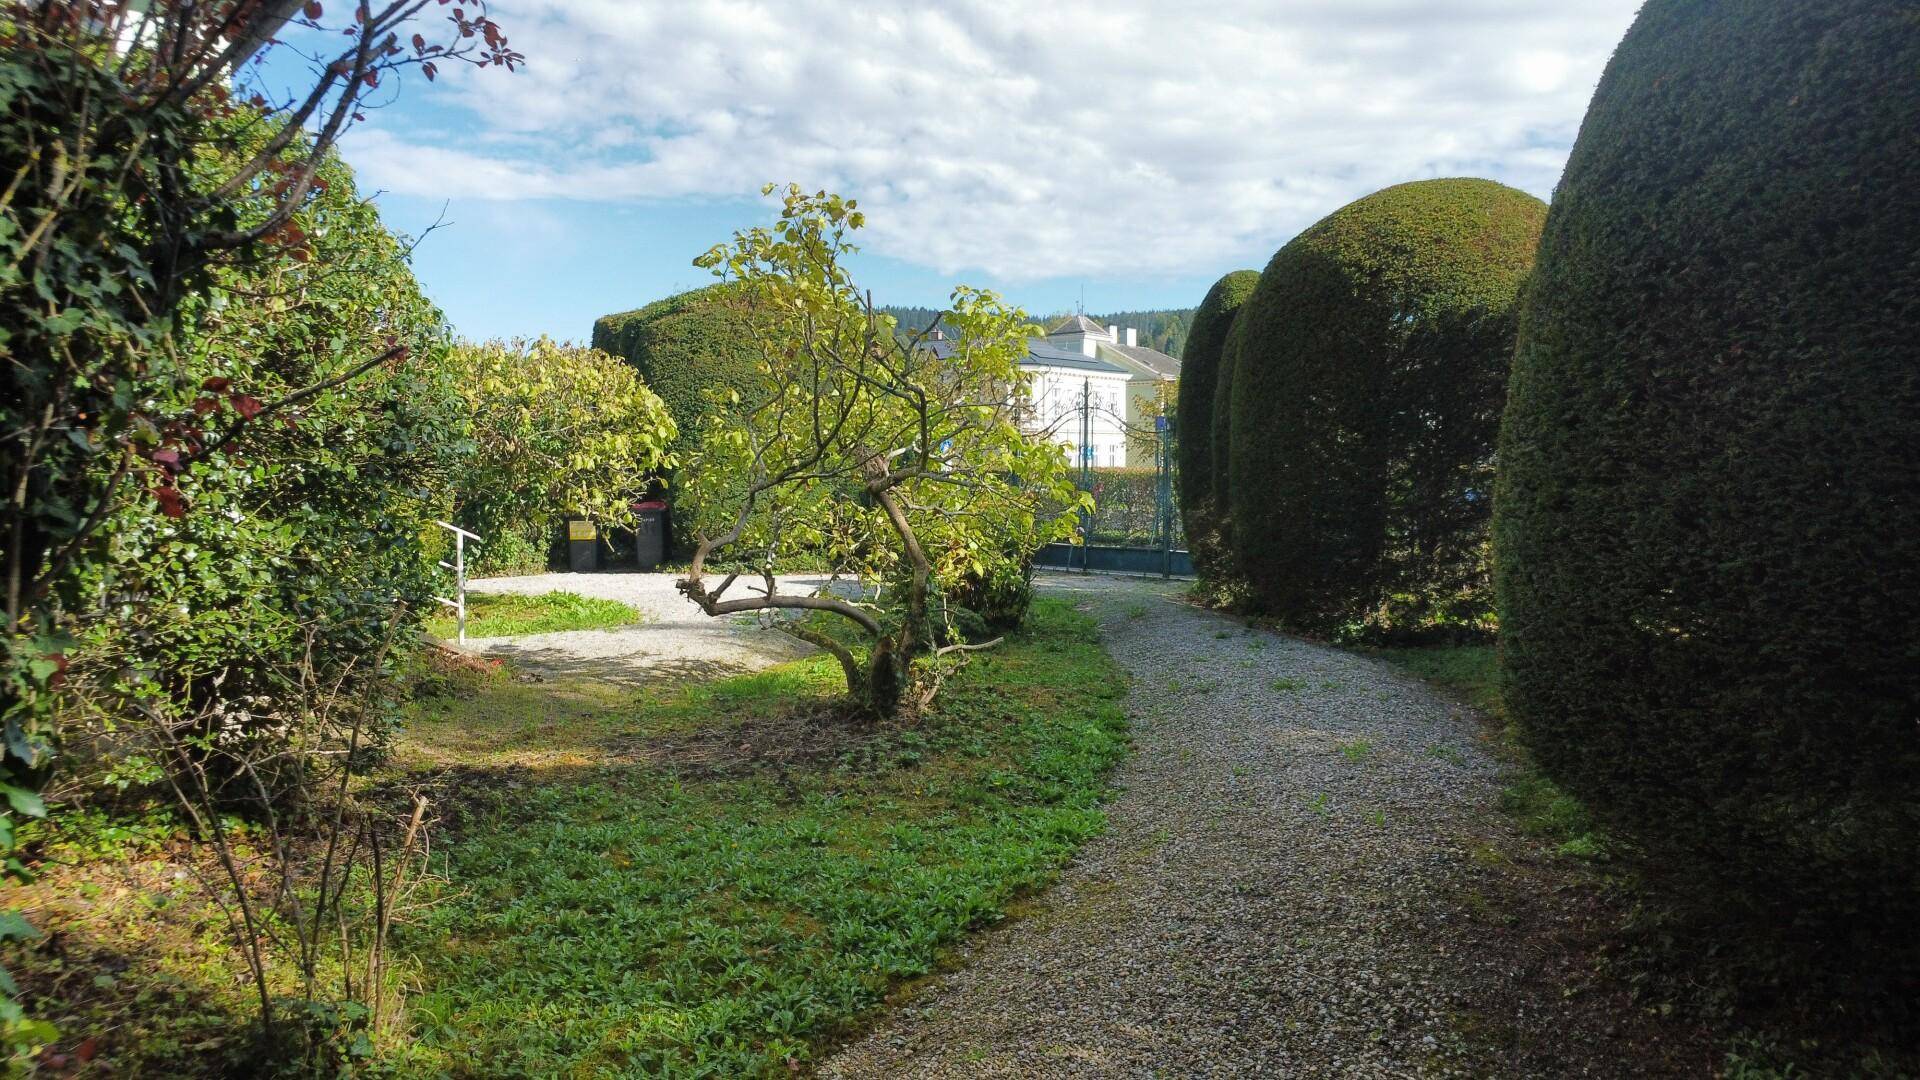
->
632, 500, 666, 571
566, 518, 599, 572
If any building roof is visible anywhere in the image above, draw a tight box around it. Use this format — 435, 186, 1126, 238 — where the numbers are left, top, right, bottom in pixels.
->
1044, 313, 1111, 338
1099, 342, 1182, 381
1024, 340, 1130, 374
915, 336, 1131, 375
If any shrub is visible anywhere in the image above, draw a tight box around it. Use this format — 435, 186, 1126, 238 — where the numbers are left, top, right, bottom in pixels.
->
1084, 467, 1167, 546
77, 142, 465, 779
1176, 270, 1259, 580
1207, 316, 1247, 579
1224, 178, 1545, 636
591, 284, 764, 446
437, 339, 676, 575
1494, 0, 1920, 953
947, 558, 1036, 636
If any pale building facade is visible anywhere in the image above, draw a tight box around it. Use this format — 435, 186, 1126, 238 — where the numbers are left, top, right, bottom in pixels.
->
1036, 315, 1182, 466
1019, 342, 1134, 468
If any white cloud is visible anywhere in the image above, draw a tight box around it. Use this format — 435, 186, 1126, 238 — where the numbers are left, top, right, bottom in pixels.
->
346, 0, 1642, 281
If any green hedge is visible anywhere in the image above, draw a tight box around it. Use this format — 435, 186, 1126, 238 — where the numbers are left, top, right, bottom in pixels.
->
1208, 317, 1246, 575
1224, 178, 1545, 636
1495, 0, 1920, 945
1084, 467, 1171, 547
1176, 270, 1259, 581
591, 285, 764, 551
591, 283, 762, 458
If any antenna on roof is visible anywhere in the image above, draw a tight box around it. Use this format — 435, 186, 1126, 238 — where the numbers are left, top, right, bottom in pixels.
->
1077, 285, 1085, 315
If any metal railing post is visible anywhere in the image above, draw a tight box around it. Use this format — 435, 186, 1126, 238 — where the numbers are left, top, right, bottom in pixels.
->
434, 520, 483, 644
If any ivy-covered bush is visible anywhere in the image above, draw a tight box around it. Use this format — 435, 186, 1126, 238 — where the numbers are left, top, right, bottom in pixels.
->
437, 340, 677, 576
62, 142, 465, 798
1495, 0, 1920, 947
1176, 270, 1259, 581
1224, 178, 1545, 636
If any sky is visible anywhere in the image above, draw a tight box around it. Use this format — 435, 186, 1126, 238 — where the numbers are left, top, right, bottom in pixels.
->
287, 1, 1645, 343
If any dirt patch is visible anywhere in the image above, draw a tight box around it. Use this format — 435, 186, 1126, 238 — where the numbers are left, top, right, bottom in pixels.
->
605, 700, 882, 779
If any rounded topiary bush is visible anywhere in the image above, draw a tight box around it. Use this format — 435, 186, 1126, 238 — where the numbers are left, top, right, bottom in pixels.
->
592, 284, 764, 551
1224, 178, 1545, 635
1177, 270, 1259, 582
1495, 0, 1920, 940
1207, 316, 1246, 586
591, 283, 762, 453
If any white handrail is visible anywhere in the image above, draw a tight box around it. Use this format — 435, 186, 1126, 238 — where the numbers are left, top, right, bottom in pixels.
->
434, 519, 483, 543
434, 521, 481, 644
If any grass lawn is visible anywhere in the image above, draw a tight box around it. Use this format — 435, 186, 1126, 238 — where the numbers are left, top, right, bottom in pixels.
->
388, 595, 1129, 1076
424, 589, 642, 639
9, 597, 1128, 1077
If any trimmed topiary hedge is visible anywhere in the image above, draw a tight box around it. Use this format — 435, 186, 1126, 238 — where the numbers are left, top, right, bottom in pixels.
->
591, 284, 764, 552
1177, 270, 1259, 582
1208, 316, 1246, 583
1495, 0, 1920, 946
591, 283, 763, 458
1224, 178, 1545, 636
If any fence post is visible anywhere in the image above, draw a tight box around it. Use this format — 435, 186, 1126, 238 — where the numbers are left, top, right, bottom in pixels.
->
1079, 377, 1093, 573
1156, 415, 1173, 578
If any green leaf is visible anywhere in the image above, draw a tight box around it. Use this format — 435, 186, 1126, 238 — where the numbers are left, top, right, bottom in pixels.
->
3, 786, 46, 819
0, 910, 40, 943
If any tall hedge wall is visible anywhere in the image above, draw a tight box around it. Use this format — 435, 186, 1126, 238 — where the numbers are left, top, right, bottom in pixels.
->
1495, 0, 1920, 937
1208, 315, 1248, 573
1224, 178, 1545, 635
1176, 270, 1259, 581
590, 283, 763, 459
591, 284, 764, 551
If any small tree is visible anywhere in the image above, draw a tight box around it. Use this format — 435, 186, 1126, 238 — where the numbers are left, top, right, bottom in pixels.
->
678, 186, 1085, 717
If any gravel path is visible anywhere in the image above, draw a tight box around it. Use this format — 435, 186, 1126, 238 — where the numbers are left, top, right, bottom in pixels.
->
822, 572, 1687, 1079
459, 572, 835, 686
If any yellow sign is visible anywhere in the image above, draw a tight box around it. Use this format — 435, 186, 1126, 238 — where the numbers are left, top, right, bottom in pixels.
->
567, 520, 597, 541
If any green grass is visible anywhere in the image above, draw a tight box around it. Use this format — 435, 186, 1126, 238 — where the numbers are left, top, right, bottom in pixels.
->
425, 590, 641, 639
1369, 644, 1605, 859
10, 599, 1128, 1078
390, 597, 1130, 1077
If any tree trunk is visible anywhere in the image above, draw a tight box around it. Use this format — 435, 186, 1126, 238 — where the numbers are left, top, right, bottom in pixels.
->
860, 639, 909, 719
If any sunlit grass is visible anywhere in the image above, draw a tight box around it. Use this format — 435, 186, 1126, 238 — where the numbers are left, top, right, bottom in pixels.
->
425, 590, 641, 639
391, 597, 1131, 1077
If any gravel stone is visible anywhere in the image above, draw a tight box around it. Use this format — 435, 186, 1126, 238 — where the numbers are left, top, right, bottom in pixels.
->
458, 572, 835, 685
819, 572, 1598, 1079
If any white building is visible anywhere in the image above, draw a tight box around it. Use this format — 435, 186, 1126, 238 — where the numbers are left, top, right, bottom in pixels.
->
1020, 340, 1134, 468
921, 314, 1182, 469
1031, 315, 1182, 467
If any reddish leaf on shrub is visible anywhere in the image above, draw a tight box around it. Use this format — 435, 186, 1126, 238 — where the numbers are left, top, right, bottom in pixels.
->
153, 486, 186, 518
230, 394, 264, 420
